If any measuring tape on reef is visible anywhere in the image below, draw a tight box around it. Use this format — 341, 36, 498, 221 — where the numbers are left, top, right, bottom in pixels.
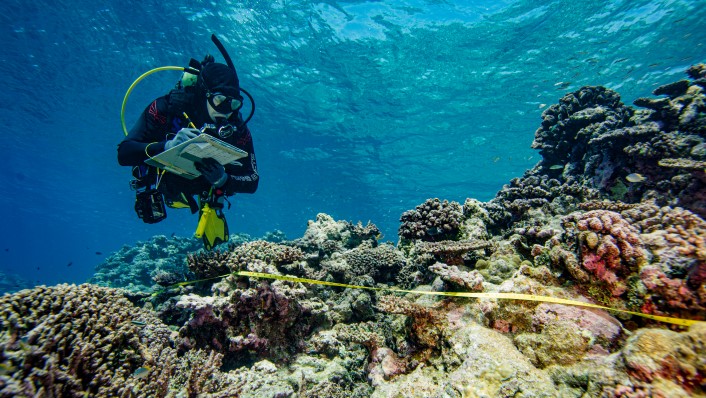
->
154, 271, 705, 327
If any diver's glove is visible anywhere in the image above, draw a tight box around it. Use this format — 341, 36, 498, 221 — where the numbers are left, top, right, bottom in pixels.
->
196, 158, 228, 188
164, 128, 199, 151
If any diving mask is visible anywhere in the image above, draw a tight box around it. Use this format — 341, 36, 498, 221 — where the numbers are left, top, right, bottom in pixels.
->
207, 92, 242, 114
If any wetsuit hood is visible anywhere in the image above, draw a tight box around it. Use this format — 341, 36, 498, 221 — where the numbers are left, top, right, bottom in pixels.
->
198, 63, 241, 99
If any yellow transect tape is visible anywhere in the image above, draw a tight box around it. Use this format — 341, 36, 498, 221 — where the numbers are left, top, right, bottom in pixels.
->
233, 271, 706, 328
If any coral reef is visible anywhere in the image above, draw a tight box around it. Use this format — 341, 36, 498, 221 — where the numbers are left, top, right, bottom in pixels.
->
4, 65, 706, 397
89, 235, 203, 292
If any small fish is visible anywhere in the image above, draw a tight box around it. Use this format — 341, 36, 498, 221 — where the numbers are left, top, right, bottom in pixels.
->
493, 156, 501, 163
0, 363, 17, 376
554, 81, 571, 89
625, 173, 647, 183
133, 366, 151, 379
95, 252, 102, 255
131, 320, 147, 326
549, 164, 564, 170
613, 57, 628, 63
67, 262, 73, 267
538, 103, 546, 109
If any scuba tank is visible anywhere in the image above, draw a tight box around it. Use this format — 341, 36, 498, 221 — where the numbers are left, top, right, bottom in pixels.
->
120, 34, 256, 137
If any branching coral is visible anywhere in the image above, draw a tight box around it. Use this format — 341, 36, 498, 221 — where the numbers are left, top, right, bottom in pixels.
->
398, 198, 463, 241
89, 235, 203, 292
342, 244, 406, 283
187, 248, 231, 278
226, 240, 305, 272
296, 213, 380, 255
0, 284, 241, 397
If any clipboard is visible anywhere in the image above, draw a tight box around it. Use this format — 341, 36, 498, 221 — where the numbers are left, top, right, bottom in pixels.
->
145, 134, 248, 179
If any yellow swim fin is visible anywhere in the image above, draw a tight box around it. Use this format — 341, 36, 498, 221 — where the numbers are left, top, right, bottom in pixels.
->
166, 193, 199, 213
194, 203, 229, 250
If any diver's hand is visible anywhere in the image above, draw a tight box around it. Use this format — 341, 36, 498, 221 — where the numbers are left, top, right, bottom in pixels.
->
196, 158, 228, 187
164, 128, 199, 151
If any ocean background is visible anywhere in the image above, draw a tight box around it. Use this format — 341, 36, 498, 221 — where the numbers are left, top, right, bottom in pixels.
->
0, 0, 704, 290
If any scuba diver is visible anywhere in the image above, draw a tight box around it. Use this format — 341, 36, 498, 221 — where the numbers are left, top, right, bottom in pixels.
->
118, 35, 258, 250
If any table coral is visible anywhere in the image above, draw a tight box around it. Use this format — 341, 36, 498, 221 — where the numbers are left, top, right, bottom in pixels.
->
414, 239, 489, 266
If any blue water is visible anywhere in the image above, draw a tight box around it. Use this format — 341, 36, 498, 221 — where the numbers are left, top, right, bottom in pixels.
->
0, 0, 704, 288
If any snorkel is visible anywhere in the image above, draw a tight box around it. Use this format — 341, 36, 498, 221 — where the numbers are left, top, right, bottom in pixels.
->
121, 34, 255, 136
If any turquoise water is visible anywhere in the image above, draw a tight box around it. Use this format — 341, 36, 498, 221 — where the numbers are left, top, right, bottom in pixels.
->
0, 0, 704, 288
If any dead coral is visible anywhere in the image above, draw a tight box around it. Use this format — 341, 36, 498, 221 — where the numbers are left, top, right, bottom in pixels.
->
297, 214, 380, 255
177, 278, 311, 362
514, 321, 593, 368
621, 203, 706, 318
377, 295, 444, 359
429, 262, 485, 292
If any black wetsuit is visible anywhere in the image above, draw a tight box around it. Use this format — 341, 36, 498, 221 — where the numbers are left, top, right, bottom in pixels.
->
117, 89, 258, 203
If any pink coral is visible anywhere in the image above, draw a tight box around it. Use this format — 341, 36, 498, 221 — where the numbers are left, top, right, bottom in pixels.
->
563, 210, 646, 296
639, 266, 704, 316
622, 203, 706, 316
